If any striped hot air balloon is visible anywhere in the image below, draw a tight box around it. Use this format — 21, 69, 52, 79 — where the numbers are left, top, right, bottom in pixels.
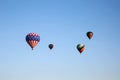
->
26, 32, 40, 50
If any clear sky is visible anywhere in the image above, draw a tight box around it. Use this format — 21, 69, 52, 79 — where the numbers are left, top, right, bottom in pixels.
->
0, 0, 120, 80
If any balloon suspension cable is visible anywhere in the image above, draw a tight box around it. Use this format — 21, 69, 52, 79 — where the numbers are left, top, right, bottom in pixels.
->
32, 48, 33, 50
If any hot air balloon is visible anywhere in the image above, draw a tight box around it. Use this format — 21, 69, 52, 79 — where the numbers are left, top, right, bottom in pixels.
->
26, 32, 40, 50
86, 31, 93, 39
77, 44, 85, 53
48, 44, 54, 50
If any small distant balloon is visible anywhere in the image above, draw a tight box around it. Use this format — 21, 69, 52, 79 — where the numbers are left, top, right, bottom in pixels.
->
48, 44, 54, 50
77, 44, 85, 53
26, 32, 40, 50
86, 31, 93, 39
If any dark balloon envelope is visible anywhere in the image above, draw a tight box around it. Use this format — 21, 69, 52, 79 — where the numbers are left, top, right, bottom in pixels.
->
26, 32, 40, 50
86, 31, 93, 39
48, 44, 54, 50
77, 44, 85, 53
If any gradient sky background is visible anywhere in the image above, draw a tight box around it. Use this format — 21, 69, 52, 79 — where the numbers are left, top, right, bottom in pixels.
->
0, 0, 120, 80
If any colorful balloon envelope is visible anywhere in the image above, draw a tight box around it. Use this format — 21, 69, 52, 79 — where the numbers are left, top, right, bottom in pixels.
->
77, 44, 85, 53
26, 32, 40, 50
86, 31, 93, 39
48, 44, 54, 50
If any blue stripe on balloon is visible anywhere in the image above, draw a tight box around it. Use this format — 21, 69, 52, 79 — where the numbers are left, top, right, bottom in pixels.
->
26, 35, 40, 42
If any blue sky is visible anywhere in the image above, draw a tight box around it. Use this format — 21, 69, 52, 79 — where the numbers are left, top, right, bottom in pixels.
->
0, 0, 120, 80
